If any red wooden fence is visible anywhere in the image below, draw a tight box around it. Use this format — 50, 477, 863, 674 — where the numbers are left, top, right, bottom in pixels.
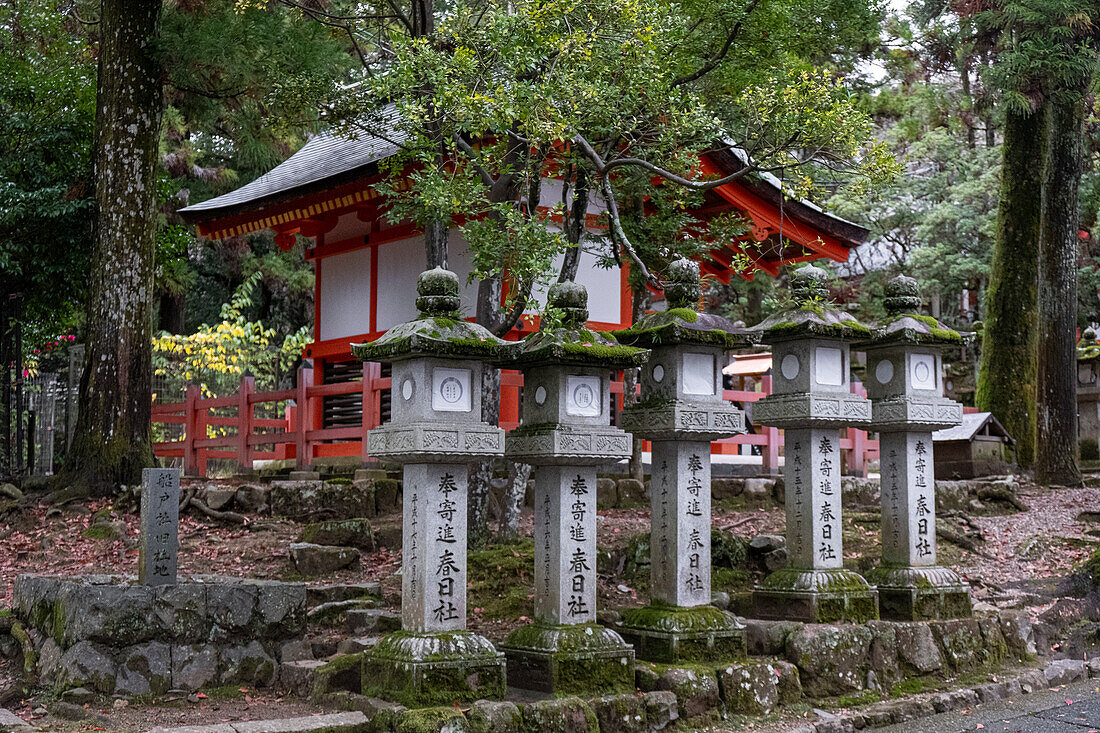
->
153, 368, 886, 478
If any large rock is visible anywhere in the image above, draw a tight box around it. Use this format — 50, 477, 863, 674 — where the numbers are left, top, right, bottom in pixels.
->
930, 618, 985, 670
467, 700, 523, 733
616, 479, 647, 507
208, 583, 259, 639
999, 611, 1038, 657
36, 638, 62, 685
219, 640, 276, 686
590, 694, 646, 733
772, 661, 802, 705
596, 478, 619, 510
115, 641, 171, 696
56, 641, 117, 693
152, 584, 209, 642
12, 575, 63, 631
297, 519, 374, 550
642, 691, 678, 731
893, 622, 943, 674
746, 619, 803, 656
656, 667, 719, 720
742, 478, 774, 504
171, 644, 219, 690
270, 480, 378, 519
289, 543, 360, 577
252, 581, 308, 638
53, 582, 155, 647
1045, 659, 1088, 687
785, 624, 872, 697
841, 477, 879, 508
717, 663, 778, 715
711, 477, 745, 501
521, 697, 598, 733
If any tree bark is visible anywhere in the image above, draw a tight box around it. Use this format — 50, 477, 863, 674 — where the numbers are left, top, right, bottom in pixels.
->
624, 279, 650, 482
498, 460, 531, 541
65, 0, 163, 492
976, 109, 1044, 467
1035, 97, 1084, 486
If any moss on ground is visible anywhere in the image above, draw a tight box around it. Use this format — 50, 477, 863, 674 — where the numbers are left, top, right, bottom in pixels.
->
468, 540, 535, 621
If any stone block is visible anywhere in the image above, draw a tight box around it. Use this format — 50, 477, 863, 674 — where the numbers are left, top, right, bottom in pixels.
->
289, 543, 359, 577
278, 640, 314, 663
745, 619, 803, 656
467, 700, 522, 733
634, 663, 660, 692
115, 641, 172, 697
219, 640, 276, 686
172, 644, 219, 691
203, 488, 237, 511
711, 477, 744, 500
865, 621, 899, 683
978, 616, 1009, 663
742, 478, 774, 503
773, 660, 802, 705
590, 694, 646, 733
310, 653, 364, 697
12, 575, 62, 631
1044, 659, 1088, 686
394, 708, 469, 733
596, 478, 618, 510
999, 610, 1038, 658
253, 582, 307, 639
520, 697, 598, 733
616, 604, 747, 663
616, 478, 646, 507
306, 582, 381, 607
297, 519, 374, 550
656, 667, 719, 720
642, 691, 678, 731
235, 484, 270, 512
363, 630, 505, 707
270, 480, 374, 519
54, 582, 156, 647
893, 622, 943, 674
785, 624, 871, 698
37, 639, 61, 685
840, 477, 880, 508
502, 623, 634, 696
929, 618, 984, 670
208, 583, 259, 640
231, 712, 370, 732
153, 584, 209, 643
57, 641, 116, 693
279, 659, 326, 697
718, 662, 778, 715
0, 709, 32, 732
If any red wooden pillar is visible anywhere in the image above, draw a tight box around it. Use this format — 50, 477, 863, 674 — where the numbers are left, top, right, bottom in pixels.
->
236, 376, 255, 474
499, 368, 520, 428
183, 384, 201, 477
761, 375, 780, 475
849, 426, 866, 478
295, 367, 313, 469
361, 361, 381, 463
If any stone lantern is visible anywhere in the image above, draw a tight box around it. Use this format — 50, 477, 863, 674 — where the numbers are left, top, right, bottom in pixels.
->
498, 281, 648, 695
861, 275, 972, 620
351, 267, 507, 706
612, 258, 752, 662
1077, 328, 1100, 452
750, 265, 878, 623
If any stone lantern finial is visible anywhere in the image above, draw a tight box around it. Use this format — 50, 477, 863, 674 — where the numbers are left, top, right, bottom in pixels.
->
790, 265, 830, 304
416, 267, 461, 316
664, 259, 702, 310
1084, 327, 1098, 343
547, 280, 589, 327
884, 275, 922, 317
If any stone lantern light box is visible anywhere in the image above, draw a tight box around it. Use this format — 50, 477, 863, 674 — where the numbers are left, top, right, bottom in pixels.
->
859, 275, 972, 621
351, 267, 509, 707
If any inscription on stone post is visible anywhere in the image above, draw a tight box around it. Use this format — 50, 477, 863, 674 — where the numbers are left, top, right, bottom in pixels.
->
650, 441, 711, 607
139, 468, 180, 586
879, 432, 936, 567
533, 466, 596, 624
784, 428, 842, 570
402, 463, 468, 632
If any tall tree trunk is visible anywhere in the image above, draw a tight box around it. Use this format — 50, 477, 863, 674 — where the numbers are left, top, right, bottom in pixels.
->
467, 365, 500, 549
624, 279, 650, 482
65, 0, 163, 493
423, 218, 448, 269
498, 460, 531, 541
976, 109, 1044, 467
1035, 97, 1085, 486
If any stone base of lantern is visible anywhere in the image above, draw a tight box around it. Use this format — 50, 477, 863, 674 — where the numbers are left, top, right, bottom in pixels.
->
865, 565, 972, 621
617, 603, 747, 663
361, 630, 506, 706
500, 622, 635, 695
753, 568, 879, 623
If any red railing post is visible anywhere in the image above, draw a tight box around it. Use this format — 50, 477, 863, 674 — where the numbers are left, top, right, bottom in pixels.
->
361, 361, 381, 463
295, 367, 312, 469
183, 384, 202, 477
237, 376, 255, 474
760, 374, 781, 475
849, 427, 866, 477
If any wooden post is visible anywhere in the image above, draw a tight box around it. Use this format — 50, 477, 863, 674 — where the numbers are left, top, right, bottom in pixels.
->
850, 427, 866, 477
183, 384, 201, 477
361, 361, 381, 464
761, 375, 780, 474
236, 376, 255, 475
295, 367, 312, 469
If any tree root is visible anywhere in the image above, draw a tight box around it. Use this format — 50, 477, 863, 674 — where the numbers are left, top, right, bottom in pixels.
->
9, 621, 36, 688
976, 485, 1028, 512
937, 526, 993, 559
179, 487, 248, 524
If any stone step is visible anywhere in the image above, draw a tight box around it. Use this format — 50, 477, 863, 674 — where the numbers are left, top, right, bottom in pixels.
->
306, 582, 381, 608
148, 711, 368, 732
278, 659, 327, 697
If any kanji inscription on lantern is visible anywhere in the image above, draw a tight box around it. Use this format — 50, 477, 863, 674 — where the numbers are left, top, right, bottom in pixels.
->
649, 441, 712, 607
139, 468, 180, 586
784, 428, 842, 569
533, 466, 597, 623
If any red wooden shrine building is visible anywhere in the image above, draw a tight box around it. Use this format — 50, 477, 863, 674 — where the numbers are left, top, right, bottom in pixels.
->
169, 128, 869, 474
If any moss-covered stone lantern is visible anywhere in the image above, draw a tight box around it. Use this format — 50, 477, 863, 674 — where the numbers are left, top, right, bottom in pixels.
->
498, 281, 648, 695
351, 267, 507, 706
610, 258, 752, 662
859, 275, 972, 620
750, 265, 878, 623
1077, 328, 1100, 454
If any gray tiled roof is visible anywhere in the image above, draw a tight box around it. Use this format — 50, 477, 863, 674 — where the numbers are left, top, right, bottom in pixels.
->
933, 412, 1014, 444
179, 110, 404, 215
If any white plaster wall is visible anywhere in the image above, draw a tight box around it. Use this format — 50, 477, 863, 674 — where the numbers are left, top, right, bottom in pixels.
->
376, 236, 426, 330
318, 248, 371, 341
527, 245, 623, 325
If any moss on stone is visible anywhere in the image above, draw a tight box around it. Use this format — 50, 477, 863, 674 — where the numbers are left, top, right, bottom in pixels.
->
82, 524, 115, 540
397, 707, 468, 733
467, 541, 535, 622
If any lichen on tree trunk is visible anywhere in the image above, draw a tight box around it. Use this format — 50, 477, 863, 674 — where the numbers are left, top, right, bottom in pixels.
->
976, 109, 1044, 467
1035, 97, 1084, 487
65, 0, 164, 492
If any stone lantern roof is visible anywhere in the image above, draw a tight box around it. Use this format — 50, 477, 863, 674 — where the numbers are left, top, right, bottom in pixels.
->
751, 265, 870, 343
505, 281, 648, 369
1078, 327, 1100, 362
351, 268, 506, 363
862, 275, 972, 348
612, 259, 755, 350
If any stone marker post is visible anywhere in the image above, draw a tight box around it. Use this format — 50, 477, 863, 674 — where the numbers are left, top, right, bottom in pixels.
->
750, 266, 878, 623
613, 259, 752, 662
499, 282, 647, 694
860, 275, 973, 620
351, 268, 508, 706
139, 468, 180, 586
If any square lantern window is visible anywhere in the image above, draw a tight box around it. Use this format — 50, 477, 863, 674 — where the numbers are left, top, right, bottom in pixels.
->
566, 375, 602, 417
432, 367, 473, 412
682, 352, 716, 396
908, 352, 938, 392
814, 346, 845, 387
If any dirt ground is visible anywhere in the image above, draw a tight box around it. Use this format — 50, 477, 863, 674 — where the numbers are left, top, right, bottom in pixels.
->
0, 479, 1095, 730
